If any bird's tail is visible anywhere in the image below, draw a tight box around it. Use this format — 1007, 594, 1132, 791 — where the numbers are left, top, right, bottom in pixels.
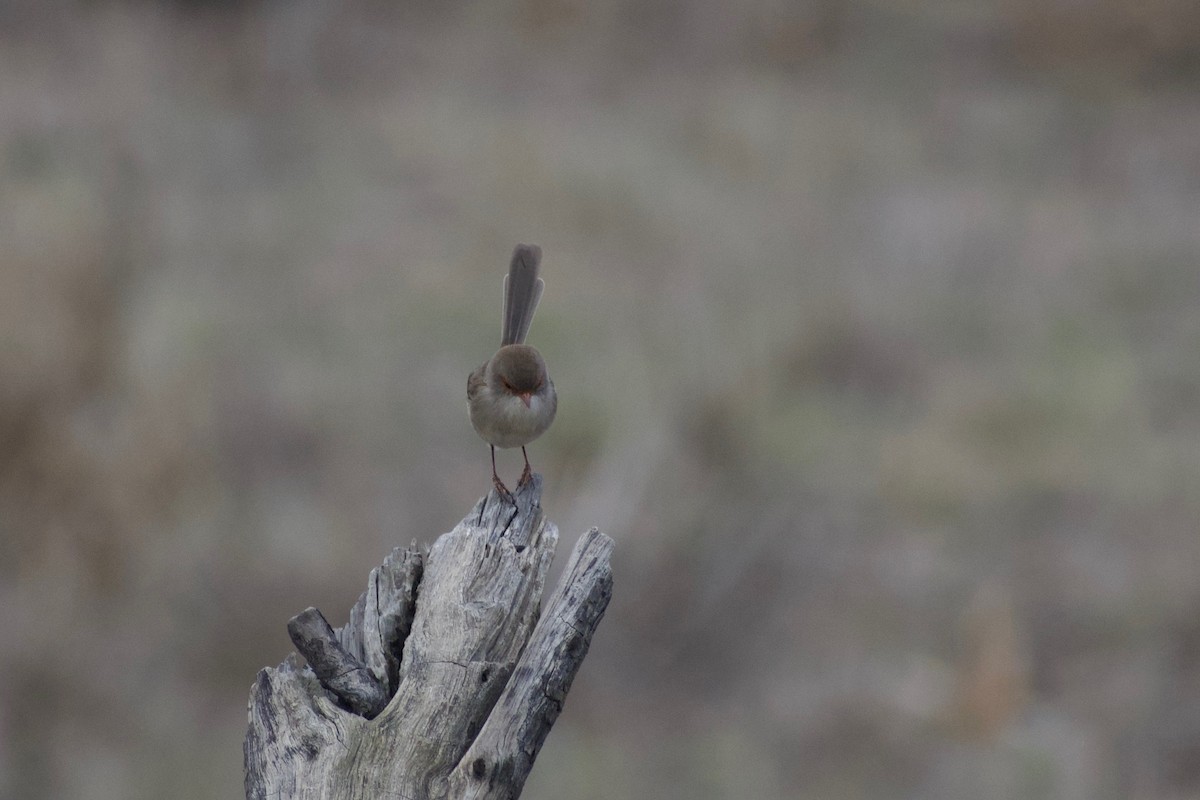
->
501, 244, 545, 346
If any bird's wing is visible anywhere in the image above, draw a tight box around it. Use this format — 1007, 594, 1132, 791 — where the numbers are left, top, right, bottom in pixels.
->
467, 363, 488, 401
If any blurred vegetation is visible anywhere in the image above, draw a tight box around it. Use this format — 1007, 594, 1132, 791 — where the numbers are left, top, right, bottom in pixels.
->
2, 1, 1200, 798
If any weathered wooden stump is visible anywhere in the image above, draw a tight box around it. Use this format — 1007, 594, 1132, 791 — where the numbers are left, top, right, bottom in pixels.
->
244, 475, 613, 799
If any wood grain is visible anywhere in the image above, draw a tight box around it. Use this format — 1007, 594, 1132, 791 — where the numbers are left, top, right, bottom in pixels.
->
244, 475, 612, 799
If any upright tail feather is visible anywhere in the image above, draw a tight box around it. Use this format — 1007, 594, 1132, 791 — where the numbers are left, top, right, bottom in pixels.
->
501, 244, 545, 346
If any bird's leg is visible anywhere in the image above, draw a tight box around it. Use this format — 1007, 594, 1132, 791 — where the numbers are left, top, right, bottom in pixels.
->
491, 445, 514, 500
518, 446, 534, 487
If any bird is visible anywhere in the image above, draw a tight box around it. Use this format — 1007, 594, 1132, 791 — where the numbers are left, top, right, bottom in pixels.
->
467, 244, 557, 498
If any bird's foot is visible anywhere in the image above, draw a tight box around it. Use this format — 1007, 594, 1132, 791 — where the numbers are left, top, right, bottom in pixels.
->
492, 474, 516, 504
517, 463, 534, 488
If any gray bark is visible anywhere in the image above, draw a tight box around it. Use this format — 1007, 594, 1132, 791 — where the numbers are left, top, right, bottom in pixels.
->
244, 475, 613, 800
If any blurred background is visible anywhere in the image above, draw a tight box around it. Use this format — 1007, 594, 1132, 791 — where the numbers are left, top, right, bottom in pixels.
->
2, 1, 1200, 798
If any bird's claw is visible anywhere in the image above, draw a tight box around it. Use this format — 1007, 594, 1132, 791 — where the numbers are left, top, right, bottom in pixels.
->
492, 474, 516, 504
517, 464, 534, 488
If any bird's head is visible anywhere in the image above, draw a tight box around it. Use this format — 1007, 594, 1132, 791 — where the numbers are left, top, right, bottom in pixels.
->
490, 344, 548, 407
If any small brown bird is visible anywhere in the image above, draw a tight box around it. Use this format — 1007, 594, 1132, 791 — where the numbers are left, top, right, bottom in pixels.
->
468, 244, 557, 496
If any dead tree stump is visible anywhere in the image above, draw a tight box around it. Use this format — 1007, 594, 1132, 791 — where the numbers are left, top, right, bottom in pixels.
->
244, 475, 613, 799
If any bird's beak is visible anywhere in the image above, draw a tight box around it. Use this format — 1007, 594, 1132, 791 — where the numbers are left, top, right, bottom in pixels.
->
518, 392, 532, 408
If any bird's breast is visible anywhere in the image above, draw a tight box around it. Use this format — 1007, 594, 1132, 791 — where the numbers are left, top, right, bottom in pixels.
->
468, 384, 556, 448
